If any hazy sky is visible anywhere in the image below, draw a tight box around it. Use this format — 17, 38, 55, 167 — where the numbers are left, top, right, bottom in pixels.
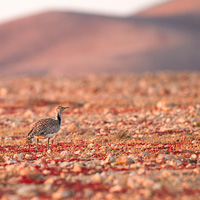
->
0, 0, 170, 24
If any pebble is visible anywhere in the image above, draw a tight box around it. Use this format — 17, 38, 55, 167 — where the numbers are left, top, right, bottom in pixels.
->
138, 168, 146, 175
109, 185, 123, 193
1, 195, 20, 200
59, 161, 70, 168
17, 185, 37, 197
91, 173, 102, 183
130, 163, 142, 170
127, 177, 140, 189
4, 156, 11, 162
25, 154, 32, 159
73, 163, 83, 172
24, 110, 35, 117
156, 100, 166, 109
193, 168, 200, 174
0, 108, 4, 115
84, 188, 93, 197
6, 160, 17, 164
44, 177, 58, 185
177, 118, 185, 123
60, 150, 71, 158
190, 154, 198, 162
156, 154, 164, 163
47, 149, 52, 154
74, 150, 82, 155
67, 123, 78, 132
100, 129, 107, 135
104, 154, 116, 164
0, 87, 8, 96
87, 143, 95, 148
100, 146, 109, 151
116, 156, 135, 165
52, 188, 73, 199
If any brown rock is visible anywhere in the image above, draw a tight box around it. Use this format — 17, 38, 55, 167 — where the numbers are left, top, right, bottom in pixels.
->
116, 156, 135, 165
60, 150, 71, 158
104, 154, 116, 164
52, 188, 73, 199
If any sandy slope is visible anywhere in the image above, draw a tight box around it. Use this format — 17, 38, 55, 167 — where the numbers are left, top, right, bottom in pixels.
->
0, 0, 200, 76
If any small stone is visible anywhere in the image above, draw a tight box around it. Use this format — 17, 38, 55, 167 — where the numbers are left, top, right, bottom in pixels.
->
156, 154, 164, 163
44, 177, 58, 185
138, 168, 146, 175
104, 154, 116, 164
73, 163, 82, 172
59, 161, 70, 168
130, 163, 142, 169
0, 108, 4, 115
175, 159, 182, 166
105, 193, 118, 200
109, 185, 123, 193
91, 173, 102, 183
17, 185, 38, 197
100, 129, 107, 135
141, 178, 155, 188
47, 149, 52, 154
13, 154, 24, 161
100, 146, 109, 151
92, 192, 104, 200
74, 150, 82, 155
141, 188, 152, 198
160, 170, 171, 177
24, 110, 35, 117
177, 118, 185, 123
87, 143, 95, 148
25, 154, 32, 159
106, 174, 115, 183
60, 172, 66, 179
1, 195, 20, 200
52, 188, 73, 199
43, 170, 51, 175
116, 156, 135, 165
186, 163, 193, 168
4, 156, 11, 162
127, 176, 139, 189
190, 154, 197, 163
67, 123, 78, 132
84, 188, 93, 197
0, 87, 8, 96
142, 151, 150, 157
60, 150, 71, 158
6, 160, 17, 164
156, 100, 166, 109
193, 168, 200, 174
84, 103, 92, 109
30, 197, 41, 200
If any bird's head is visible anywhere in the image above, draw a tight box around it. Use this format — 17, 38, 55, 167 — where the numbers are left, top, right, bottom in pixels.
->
56, 106, 69, 113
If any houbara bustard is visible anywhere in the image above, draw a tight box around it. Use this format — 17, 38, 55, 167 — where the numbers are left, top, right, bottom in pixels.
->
27, 106, 69, 152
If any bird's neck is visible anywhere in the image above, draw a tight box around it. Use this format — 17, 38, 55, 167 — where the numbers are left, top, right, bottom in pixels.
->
56, 112, 62, 125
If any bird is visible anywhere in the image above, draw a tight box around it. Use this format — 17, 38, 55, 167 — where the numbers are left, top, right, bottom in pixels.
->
27, 106, 69, 152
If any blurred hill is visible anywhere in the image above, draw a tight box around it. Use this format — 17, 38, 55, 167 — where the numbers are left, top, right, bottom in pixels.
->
0, 0, 200, 76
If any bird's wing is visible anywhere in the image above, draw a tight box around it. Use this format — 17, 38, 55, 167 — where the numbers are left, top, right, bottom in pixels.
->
34, 118, 59, 136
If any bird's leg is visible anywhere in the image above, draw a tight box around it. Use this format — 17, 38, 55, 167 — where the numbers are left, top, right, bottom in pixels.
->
48, 138, 50, 150
36, 138, 39, 152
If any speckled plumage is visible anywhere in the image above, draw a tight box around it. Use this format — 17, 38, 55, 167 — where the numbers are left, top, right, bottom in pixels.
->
27, 106, 69, 151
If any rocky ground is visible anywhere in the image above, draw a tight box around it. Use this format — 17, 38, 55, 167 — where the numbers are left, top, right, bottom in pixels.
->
0, 73, 200, 200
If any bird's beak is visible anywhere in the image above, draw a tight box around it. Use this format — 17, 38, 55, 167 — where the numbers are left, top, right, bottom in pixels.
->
64, 107, 69, 109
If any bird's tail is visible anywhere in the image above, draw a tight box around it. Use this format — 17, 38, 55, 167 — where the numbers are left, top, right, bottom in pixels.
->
27, 128, 34, 140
